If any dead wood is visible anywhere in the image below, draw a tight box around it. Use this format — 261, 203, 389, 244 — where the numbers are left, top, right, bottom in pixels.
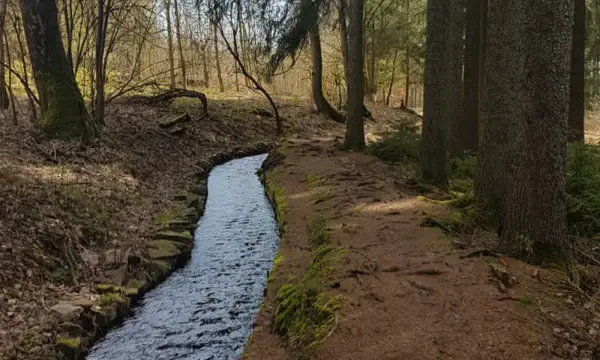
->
128, 88, 208, 113
159, 113, 191, 128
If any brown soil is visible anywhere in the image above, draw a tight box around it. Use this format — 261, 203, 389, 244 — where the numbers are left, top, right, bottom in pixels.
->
245, 134, 598, 360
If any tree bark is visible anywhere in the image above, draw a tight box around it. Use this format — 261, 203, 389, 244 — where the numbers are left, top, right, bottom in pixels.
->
568, 0, 585, 142
478, 0, 571, 262
306, 0, 345, 124
456, 0, 481, 155
338, 0, 350, 84
213, 21, 224, 92
20, 0, 96, 140
421, 0, 462, 184
344, 0, 366, 150
0, 0, 9, 110
165, 0, 176, 88
404, 0, 410, 108
386, 49, 398, 107
94, 0, 107, 126
173, 0, 186, 89
201, 42, 210, 87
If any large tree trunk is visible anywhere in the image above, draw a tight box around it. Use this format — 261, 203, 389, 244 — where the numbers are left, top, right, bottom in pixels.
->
165, 0, 176, 88
344, 0, 365, 150
306, 0, 345, 124
478, 0, 571, 262
0, 0, 8, 110
569, 0, 585, 142
456, 0, 481, 155
421, 0, 462, 184
213, 21, 224, 92
20, 0, 96, 140
476, 0, 526, 219
173, 0, 186, 89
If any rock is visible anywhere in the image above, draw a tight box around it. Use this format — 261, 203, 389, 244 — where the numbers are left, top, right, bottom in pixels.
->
183, 207, 200, 223
95, 284, 122, 294
51, 301, 84, 320
188, 195, 206, 210
190, 182, 208, 196
59, 322, 85, 337
71, 298, 94, 310
153, 230, 193, 244
489, 263, 515, 288
148, 240, 189, 260
55, 337, 82, 360
164, 219, 194, 232
126, 279, 146, 291
173, 193, 188, 201
127, 253, 142, 267
146, 259, 171, 278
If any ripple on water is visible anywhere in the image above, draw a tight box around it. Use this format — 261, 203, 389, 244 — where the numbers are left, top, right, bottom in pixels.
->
87, 154, 278, 360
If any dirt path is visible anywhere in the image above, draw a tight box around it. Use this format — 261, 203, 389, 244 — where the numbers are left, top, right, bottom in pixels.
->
245, 136, 558, 360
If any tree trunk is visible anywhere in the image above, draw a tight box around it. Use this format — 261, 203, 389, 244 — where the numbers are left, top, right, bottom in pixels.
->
20, 0, 96, 140
421, 0, 462, 184
568, 0, 585, 142
456, 0, 481, 155
478, 0, 571, 262
338, 0, 350, 84
476, 0, 526, 219
173, 0, 186, 89
404, 0, 410, 108
201, 42, 210, 87
306, 0, 345, 124
94, 0, 107, 126
386, 49, 398, 107
165, 0, 176, 88
344, 0, 366, 150
213, 21, 224, 92
367, 19, 376, 101
0, 0, 9, 110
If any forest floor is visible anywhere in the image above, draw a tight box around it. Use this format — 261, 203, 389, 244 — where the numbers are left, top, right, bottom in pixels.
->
245, 120, 600, 359
1, 91, 598, 360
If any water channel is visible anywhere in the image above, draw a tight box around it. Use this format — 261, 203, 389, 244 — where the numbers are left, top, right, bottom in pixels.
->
87, 154, 278, 360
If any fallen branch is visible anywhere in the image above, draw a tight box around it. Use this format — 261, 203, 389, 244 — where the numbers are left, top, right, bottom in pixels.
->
159, 113, 191, 128
459, 249, 500, 259
128, 88, 208, 114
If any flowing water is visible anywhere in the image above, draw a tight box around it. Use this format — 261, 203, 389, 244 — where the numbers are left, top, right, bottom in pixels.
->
87, 154, 278, 360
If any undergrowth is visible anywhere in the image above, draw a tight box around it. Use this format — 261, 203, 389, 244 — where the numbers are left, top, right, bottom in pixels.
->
367, 122, 420, 163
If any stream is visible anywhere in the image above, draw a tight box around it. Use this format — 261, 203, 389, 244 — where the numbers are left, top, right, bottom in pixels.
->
87, 154, 278, 360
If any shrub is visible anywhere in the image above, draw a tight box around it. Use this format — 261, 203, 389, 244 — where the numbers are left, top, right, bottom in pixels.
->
566, 142, 600, 236
368, 123, 420, 163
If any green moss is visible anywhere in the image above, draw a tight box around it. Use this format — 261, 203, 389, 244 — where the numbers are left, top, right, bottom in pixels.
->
56, 337, 81, 348
519, 295, 534, 308
126, 279, 146, 290
274, 245, 340, 353
309, 216, 329, 249
154, 204, 186, 226
95, 284, 122, 294
306, 174, 325, 191
264, 173, 288, 233
98, 292, 128, 306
